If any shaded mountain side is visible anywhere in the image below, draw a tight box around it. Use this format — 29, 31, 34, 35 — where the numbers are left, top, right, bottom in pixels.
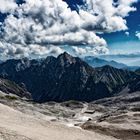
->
128, 68, 140, 92
94, 66, 136, 93
0, 52, 139, 102
135, 68, 140, 75
129, 77, 140, 92
0, 78, 31, 98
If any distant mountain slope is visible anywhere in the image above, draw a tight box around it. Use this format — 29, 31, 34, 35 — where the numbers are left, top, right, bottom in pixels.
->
135, 68, 140, 75
98, 54, 140, 67
0, 52, 139, 102
84, 56, 140, 71
84, 56, 127, 69
129, 68, 140, 92
0, 78, 30, 99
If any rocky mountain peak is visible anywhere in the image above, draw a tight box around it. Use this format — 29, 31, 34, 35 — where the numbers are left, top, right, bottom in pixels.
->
57, 52, 76, 66
44, 56, 56, 64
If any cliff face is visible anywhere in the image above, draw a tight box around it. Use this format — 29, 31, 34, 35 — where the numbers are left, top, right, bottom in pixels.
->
0, 78, 30, 99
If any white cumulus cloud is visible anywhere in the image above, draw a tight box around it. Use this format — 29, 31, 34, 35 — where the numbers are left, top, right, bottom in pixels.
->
0, 0, 138, 59
0, 0, 17, 13
136, 31, 140, 40
125, 31, 130, 36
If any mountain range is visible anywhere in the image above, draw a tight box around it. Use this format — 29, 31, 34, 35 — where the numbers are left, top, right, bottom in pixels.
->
83, 56, 127, 69
83, 56, 139, 71
0, 52, 139, 102
97, 54, 140, 66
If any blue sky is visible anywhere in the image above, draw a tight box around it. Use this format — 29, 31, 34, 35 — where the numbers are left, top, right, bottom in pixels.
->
64, 0, 140, 54
101, 1, 140, 54
0, 0, 139, 61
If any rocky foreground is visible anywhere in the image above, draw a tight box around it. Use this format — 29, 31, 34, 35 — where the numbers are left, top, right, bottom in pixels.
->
0, 91, 140, 140
0, 101, 117, 140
